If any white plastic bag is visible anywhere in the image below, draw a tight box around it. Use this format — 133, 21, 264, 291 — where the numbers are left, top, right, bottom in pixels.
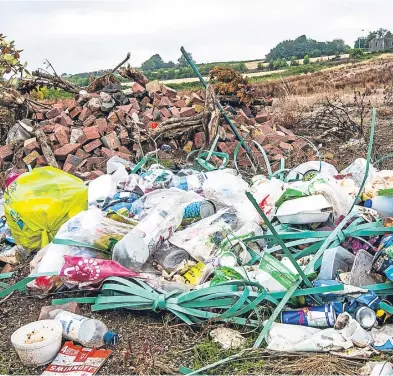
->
341, 158, 377, 187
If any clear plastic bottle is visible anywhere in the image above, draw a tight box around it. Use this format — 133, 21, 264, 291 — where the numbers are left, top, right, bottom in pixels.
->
49, 310, 118, 348
113, 198, 184, 269
364, 196, 393, 218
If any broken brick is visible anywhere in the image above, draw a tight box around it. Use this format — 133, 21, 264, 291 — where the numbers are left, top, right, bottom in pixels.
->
45, 107, 61, 120
63, 163, 76, 174
78, 107, 92, 122
132, 82, 145, 95
101, 147, 115, 158
54, 143, 81, 160
69, 106, 82, 119
83, 139, 102, 153
217, 142, 237, 155
173, 99, 187, 108
190, 93, 204, 105
101, 132, 121, 150
162, 85, 177, 98
64, 154, 82, 168
83, 114, 96, 127
59, 113, 74, 127
67, 100, 78, 112
24, 140, 40, 154
75, 148, 91, 160
86, 170, 105, 180
115, 151, 131, 161
160, 107, 172, 118
180, 107, 195, 117
95, 118, 108, 135
130, 98, 141, 111
279, 141, 293, 151
118, 146, 132, 155
55, 126, 70, 146
255, 111, 269, 124
0, 145, 14, 162
119, 129, 128, 145
33, 112, 44, 121
82, 126, 101, 142
39, 302, 80, 320
36, 155, 48, 166
194, 132, 206, 149
158, 97, 174, 108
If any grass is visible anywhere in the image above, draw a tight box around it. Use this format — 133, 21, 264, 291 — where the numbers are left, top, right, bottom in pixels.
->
192, 337, 266, 375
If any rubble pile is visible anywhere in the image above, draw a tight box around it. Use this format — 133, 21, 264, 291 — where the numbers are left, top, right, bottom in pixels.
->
1, 80, 307, 180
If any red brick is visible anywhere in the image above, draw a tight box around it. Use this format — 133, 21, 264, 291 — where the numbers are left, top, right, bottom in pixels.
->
173, 100, 187, 108
190, 93, 204, 105
115, 151, 131, 161
41, 124, 56, 133
83, 139, 102, 153
95, 118, 108, 135
86, 157, 106, 170
33, 155, 46, 166
78, 107, 92, 122
0, 145, 14, 162
267, 133, 288, 144
194, 132, 206, 149
180, 107, 195, 118
82, 126, 100, 142
152, 93, 162, 107
160, 107, 172, 118
280, 141, 293, 151
158, 97, 174, 108
48, 133, 57, 143
225, 132, 237, 142
292, 140, 308, 151
23, 150, 40, 165
272, 154, 284, 161
69, 106, 82, 119
54, 143, 81, 160
24, 140, 40, 153
276, 125, 296, 136
257, 122, 275, 135
130, 98, 141, 111
162, 85, 177, 98
75, 149, 91, 160
119, 129, 128, 145
152, 107, 161, 121
238, 159, 252, 167
254, 134, 269, 146
86, 170, 105, 180
132, 82, 145, 95
101, 132, 120, 150
59, 113, 73, 127
63, 163, 76, 174
255, 111, 269, 124
117, 104, 132, 113
33, 112, 44, 121
64, 154, 82, 168
101, 147, 115, 158
83, 114, 96, 127
55, 126, 70, 145
67, 100, 78, 112
118, 146, 132, 155
45, 107, 61, 120
39, 302, 80, 320
217, 142, 237, 155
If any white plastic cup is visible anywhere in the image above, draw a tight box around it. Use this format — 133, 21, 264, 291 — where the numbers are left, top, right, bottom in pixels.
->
11, 320, 63, 366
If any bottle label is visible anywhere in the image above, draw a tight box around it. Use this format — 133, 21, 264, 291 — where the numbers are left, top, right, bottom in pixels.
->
56, 312, 88, 341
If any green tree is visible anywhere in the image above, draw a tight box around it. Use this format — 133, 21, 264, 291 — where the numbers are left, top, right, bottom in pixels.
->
290, 56, 299, 66
141, 54, 165, 71
303, 55, 310, 64
349, 48, 364, 58
354, 28, 393, 49
0, 34, 28, 81
178, 53, 195, 67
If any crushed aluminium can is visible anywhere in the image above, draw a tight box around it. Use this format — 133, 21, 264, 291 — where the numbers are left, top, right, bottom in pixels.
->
281, 304, 336, 327
182, 200, 216, 225
372, 235, 393, 274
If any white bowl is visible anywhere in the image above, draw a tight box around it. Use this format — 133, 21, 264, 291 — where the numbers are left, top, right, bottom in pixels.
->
11, 320, 63, 366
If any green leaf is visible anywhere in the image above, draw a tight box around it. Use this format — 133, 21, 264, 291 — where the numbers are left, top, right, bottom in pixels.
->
378, 188, 393, 196
275, 188, 306, 208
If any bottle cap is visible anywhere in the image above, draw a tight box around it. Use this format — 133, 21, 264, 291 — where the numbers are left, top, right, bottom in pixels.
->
364, 199, 372, 208
103, 331, 119, 347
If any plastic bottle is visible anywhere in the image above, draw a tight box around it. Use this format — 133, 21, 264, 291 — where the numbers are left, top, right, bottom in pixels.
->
112, 198, 184, 269
364, 196, 393, 218
49, 310, 118, 348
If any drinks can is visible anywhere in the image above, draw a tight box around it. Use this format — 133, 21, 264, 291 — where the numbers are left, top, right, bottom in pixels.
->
281, 304, 336, 327
372, 235, 393, 273
182, 200, 216, 225
355, 306, 376, 329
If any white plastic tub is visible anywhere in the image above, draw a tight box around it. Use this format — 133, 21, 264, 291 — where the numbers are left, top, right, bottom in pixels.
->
11, 320, 63, 366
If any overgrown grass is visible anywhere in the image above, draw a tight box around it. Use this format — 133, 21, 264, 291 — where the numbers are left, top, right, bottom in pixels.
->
167, 81, 204, 91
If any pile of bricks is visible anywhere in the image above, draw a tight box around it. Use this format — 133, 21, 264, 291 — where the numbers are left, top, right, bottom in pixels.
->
0, 80, 307, 179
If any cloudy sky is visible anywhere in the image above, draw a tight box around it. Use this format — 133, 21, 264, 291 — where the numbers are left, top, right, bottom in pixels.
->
0, 0, 391, 74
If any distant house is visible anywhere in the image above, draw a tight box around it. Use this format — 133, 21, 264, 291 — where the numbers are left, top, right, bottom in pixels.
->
368, 37, 393, 52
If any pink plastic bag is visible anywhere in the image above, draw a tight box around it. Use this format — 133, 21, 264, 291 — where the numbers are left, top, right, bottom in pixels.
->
60, 256, 141, 286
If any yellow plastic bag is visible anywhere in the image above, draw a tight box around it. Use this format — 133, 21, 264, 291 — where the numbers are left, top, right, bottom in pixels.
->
4, 167, 87, 252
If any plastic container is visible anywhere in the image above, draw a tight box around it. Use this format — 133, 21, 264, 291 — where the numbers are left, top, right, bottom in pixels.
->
364, 196, 393, 218
50, 310, 118, 348
113, 199, 184, 269
11, 320, 63, 366
317, 246, 355, 280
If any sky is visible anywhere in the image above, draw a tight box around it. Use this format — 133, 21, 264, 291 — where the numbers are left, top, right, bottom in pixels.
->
0, 0, 392, 74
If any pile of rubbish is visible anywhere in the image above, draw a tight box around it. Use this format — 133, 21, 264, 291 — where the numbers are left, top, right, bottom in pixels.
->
3, 134, 393, 374
1, 78, 306, 181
